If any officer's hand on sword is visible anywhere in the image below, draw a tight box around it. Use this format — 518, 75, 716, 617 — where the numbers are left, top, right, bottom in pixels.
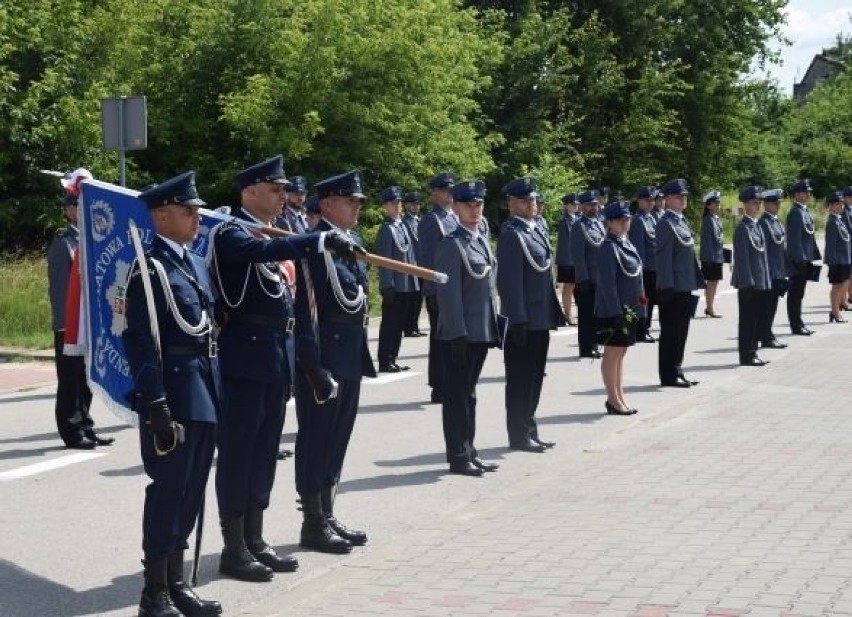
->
146, 398, 185, 455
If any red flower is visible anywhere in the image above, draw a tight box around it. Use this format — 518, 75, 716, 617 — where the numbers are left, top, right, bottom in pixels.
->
636, 294, 649, 306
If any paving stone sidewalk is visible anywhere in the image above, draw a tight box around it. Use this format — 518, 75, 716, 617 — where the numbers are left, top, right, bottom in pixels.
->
246, 330, 852, 617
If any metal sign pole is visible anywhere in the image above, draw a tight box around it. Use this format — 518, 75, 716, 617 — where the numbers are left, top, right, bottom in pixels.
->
118, 98, 126, 187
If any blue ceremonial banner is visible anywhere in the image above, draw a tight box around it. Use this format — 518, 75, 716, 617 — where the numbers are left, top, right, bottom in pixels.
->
78, 179, 226, 425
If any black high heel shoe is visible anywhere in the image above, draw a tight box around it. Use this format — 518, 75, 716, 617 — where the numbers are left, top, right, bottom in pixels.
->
605, 401, 637, 416
704, 308, 722, 318
830, 312, 847, 323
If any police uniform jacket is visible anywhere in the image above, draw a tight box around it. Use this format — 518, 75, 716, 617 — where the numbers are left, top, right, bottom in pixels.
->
758, 212, 787, 281
843, 205, 852, 234
731, 217, 771, 290
496, 216, 563, 331
434, 226, 498, 344
570, 216, 605, 284
627, 211, 656, 271
418, 205, 458, 297
595, 234, 647, 320
211, 208, 320, 384
376, 217, 419, 292
651, 208, 665, 223
402, 212, 420, 260
785, 203, 819, 264
294, 219, 376, 381
655, 210, 700, 292
699, 213, 724, 263
122, 236, 220, 424
47, 224, 78, 331
277, 206, 308, 234
555, 213, 578, 267
825, 214, 852, 266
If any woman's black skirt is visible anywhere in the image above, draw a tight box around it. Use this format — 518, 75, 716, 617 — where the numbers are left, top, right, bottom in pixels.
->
828, 264, 852, 284
557, 265, 576, 284
700, 261, 723, 281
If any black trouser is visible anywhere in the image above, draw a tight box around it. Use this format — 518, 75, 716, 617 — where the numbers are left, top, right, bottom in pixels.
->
787, 264, 808, 331
504, 330, 549, 445
294, 375, 361, 495
738, 288, 762, 360
639, 270, 657, 335
441, 341, 488, 465
405, 290, 423, 334
759, 284, 782, 344
141, 420, 216, 562
573, 283, 597, 355
658, 291, 692, 382
216, 377, 286, 520
377, 291, 412, 365
425, 295, 441, 392
53, 331, 94, 445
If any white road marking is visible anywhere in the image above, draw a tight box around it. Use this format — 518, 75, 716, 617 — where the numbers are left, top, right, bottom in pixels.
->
365, 371, 422, 385
0, 452, 107, 481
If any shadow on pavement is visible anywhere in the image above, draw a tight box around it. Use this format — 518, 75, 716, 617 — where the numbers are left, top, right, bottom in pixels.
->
570, 385, 662, 396
0, 444, 66, 462
340, 469, 445, 493
101, 464, 145, 478
693, 347, 739, 354
0, 558, 139, 617
537, 412, 602, 426
357, 401, 432, 414
684, 363, 741, 371
0, 392, 56, 405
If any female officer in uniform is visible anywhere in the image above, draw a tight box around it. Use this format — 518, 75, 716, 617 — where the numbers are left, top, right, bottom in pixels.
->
825, 191, 851, 323
700, 191, 725, 318
595, 201, 645, 416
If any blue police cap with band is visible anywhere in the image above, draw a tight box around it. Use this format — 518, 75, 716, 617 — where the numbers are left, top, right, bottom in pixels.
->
452, 180, 486, 202
703, 190, 721, 204
285, 176, 307, 193
502, 177, 538, 198
738, 186, 762, 202
305, 195, 320, 214
380, 186, 403, 203
561, 193, 577, 205
138, 171, 206, 209
790, 179, 812, 194
577, 190, 600, 205
661, 178, 688, 196
826, 191, 843, 205
635, 186, 657, 200
603, 200, 631, 220
403, 191, 421, 204
236, 155, 287, 190
428, 172, 456, 189
314, 170, 366, 199
760, 189, 783, 202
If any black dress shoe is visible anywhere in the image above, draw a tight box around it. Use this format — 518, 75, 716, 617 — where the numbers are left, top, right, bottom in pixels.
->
277, 448, 293, 460
791, 327, 814, 335
65, 436, 97, 450
636, 333, 656, 343
532, 437, 555, 449
740, 356, 769, 366
761, 339, 787, 349
579, 350, 602, 359
471, 457, 499, 472
509, 438, 547, 453
84, 431, 115, 446
449, 461, 484, 476
393, 363, 410, 371
378, 363, 402, 373
661, 377, 691, 388
430, 389, 442, 404
249, 546, 299, 573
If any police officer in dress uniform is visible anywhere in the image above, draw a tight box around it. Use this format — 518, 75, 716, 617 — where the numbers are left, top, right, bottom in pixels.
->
699, 191, 725, 318
651, 190, 666, 223
376, 186, 418, 372
785, 179, 820, 335
435, 180, 501, 477
48, 192, 113, 449
841, 187, 852, 307
293, 170, 375, 554
731, 186, 772, 366
305, 195, 322, 231
571, 190, 606, 358
825, 191, 852, 322
209, 155, 359, 582
123, 172, 222, 617
556, 193, 579, 325
418, 172, 459, 403
757, 189, 789, 349
595, 200, 646, 415
655, 178, 703, 388
401, 191, 426, 337
628, 186, 658, 343
276, 176, 309, 234
497, 178, 564, 453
